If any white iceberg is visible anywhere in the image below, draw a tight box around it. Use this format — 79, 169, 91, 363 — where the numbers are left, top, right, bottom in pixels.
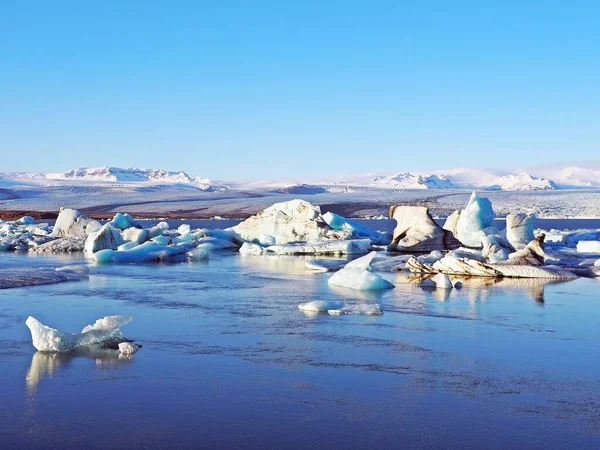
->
328, 252, 395, 291
266, 239, 371, 256
239, 242, 265, 255
118, 342, 141, 355
454, 192, 496, 248
122, 227, 149, 244
109, 213, 139, 230
297, 300, 382, 315
389, 206, 460, 252
51, 208, 101, 237
505, 213, 535, 250
431, 273, 454, 289
26, 315, 134, 352
576, 241, 600, 253
323, 211, 388, 244
84, 223, 125, 254
231, 199, 349, 244
94, 241, 195, 263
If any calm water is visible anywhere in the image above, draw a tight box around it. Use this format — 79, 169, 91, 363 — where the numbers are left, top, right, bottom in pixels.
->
1, 245, 600, 449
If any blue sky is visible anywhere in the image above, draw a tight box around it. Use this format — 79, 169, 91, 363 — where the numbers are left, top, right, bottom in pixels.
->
1, 1, 598, 180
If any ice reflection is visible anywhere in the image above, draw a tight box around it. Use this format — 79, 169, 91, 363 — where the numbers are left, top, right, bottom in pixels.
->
26, 347, 133, 394
392, 271, 573, 304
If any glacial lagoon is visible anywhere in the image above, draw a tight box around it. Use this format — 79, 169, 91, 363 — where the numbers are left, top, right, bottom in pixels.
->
1, 218, 600, 448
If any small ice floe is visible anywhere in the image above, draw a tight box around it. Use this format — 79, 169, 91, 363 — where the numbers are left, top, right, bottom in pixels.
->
431, 273, 454, 289
297, 300, 382, 316
26, 315, 136, 352
118, 342, 141, 355
305, 259, 348, 272
328, 252, 394, 291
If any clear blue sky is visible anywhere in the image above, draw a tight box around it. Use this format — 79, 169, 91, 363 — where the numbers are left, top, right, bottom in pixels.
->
1, 1, 598, 180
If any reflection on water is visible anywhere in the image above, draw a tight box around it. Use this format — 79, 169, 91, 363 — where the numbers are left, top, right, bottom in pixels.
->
26, 347, 133, 394
392, 271, 573, 304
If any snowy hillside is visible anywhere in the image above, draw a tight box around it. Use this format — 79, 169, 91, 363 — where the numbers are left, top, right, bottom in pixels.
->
483, 173, 556, 191
1, 166, 228, 192
371, 173, 456, 189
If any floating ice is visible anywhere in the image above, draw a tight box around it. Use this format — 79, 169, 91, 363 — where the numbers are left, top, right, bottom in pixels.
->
576, 241, 600, 253
389, 206, 460, 252
431, 273, 454, 289
506, 213, 535, 250
297, 300, 382, 315
109, 212, 139, 230
94, 241, 195, 263
118, 342, 141, 355
187, 244, 211, 261
231, 199, 349, 244
26, 315, 134, 352
239, 242, 265, 255
328, 252, 395, 291
84, 223, 125, 254
51, 208, 101, 237
266, 239, 371, 256
16, 216, 35, 225
122, 227, 149, 244
454, 192, 496, 248
323, 211, 388, 244
305, 259, 348, 272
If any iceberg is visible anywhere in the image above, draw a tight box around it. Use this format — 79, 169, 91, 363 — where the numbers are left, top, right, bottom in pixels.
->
328, 252, 395, 291
26, 315, 134, 352
122, 227, 149, 244
266, 239, 371, 256
109, 212, 139, 230
305, 259, 349, 272
239, 242, 265, 255
323, 211, 388, 244
31, 236, 87, 253
454, 192, 496, 248
118, 342, 141, 355
231, 199, 349, 244
576, 241, 600, 253
94, 241, 195, 263
84, 223, 125, 254
297, 300, 382, 315
388, 206, 460, 252
51, 208, 101, 237
431, 273, 454, 289
505, 213, 535, 250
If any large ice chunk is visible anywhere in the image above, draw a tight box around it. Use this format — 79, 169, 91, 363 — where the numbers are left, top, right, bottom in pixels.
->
576, 240, 600, 253
51, 208, 101, 237
455, 192, 496, 248
506, 213, 535, 250
84, 223, 125, 254
231, 199, 349, 244
266, 239, 371, 255
94, 241, 195, 263
26, 315, 134, 352
323, 212, 388, 244
388, 206, 460, 252
328, 252, 395, 290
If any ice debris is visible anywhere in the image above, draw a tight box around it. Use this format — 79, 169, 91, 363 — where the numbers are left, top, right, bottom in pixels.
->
26, 315, 135, 352
328, 252, 395, 291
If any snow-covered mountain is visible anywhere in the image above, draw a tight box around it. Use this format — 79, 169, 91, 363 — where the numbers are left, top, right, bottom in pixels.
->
371, 173, 456, 189
482, 173, 556, 191
1, 166, 228, 192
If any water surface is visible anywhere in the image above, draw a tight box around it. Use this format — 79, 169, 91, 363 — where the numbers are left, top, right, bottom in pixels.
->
1, 250, 600, 448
